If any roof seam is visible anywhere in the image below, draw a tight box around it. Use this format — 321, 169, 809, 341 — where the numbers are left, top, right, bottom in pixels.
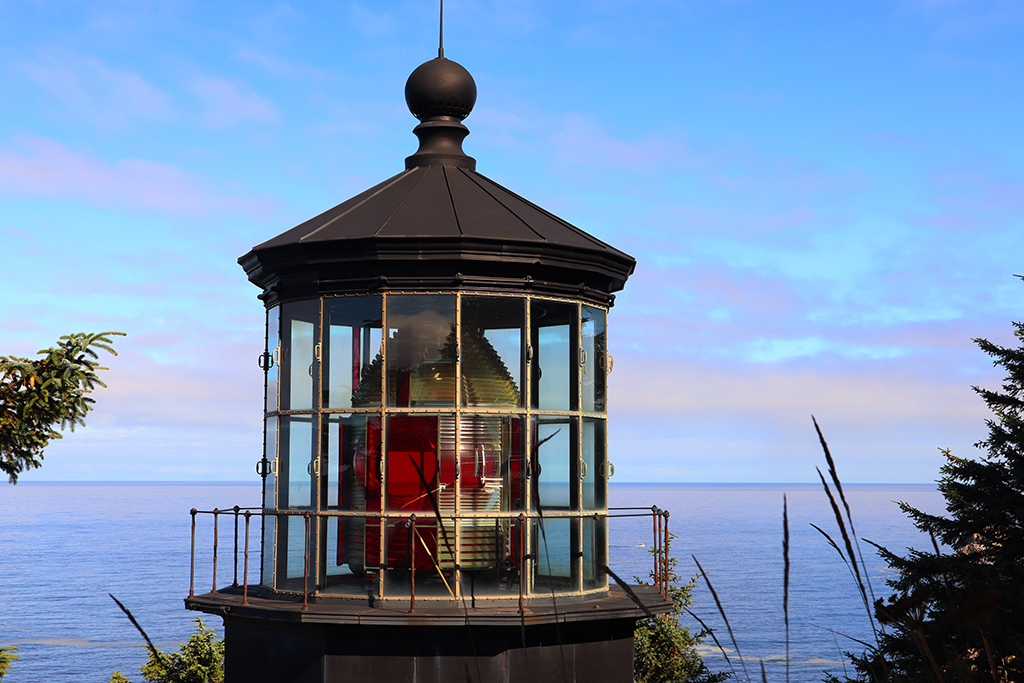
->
472, 171, 607, 248
442, 167, 464, 237
376, 168, 431, 237
300, 169, 417, 242
457, 168, 546, 242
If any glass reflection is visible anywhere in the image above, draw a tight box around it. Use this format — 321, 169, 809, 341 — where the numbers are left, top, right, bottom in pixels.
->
383, 518, 456, 598
459, 517, 523, 598
582, 517, 606, 590
582, 419, 606, 511
459, 416, 525, 513
387, 295, 457, 407
461, 297, 523, 407
324, 414, 380, 511
280, 300, 318, 411
535, 419, 573, 510
280, 416, 314, 509
531, 300, 576, 411
325, 296, 383, 409
266, 306, 280, 413
323, 516, 373, 596
581, 305, 606, 413
533, 517, 572, 591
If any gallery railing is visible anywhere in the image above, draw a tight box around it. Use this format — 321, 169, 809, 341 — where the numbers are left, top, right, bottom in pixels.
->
187, 505, 673, 614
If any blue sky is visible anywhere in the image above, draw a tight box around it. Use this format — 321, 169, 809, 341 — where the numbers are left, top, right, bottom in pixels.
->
1, 0, 1021, 482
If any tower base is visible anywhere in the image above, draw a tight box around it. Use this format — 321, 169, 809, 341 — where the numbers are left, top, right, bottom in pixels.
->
187, 586, 670, 683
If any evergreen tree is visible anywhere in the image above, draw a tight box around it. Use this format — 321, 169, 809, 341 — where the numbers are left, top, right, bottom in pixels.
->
633, 531, 730, 683
850, 320, 1024, 682
0, 331, 122, 483
109, 619, 224, 683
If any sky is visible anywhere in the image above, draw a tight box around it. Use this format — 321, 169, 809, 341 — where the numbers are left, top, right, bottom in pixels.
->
1, 0, 1021, 483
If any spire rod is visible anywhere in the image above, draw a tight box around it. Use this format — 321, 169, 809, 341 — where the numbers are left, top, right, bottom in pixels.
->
438, 0, 444, 58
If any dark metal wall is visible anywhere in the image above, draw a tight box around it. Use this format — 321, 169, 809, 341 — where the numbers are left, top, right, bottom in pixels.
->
224, 617, 636, 683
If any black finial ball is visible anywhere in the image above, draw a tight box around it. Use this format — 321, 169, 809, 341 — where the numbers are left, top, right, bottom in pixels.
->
405, 57, 477, 121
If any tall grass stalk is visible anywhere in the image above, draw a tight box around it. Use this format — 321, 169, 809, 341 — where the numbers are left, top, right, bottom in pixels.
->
694, 555, 752, 683
783, 495, 790, 683
813, 417, 880, 633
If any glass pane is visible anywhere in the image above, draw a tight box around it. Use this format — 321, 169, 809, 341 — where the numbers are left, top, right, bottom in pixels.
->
325, 414, 381, 511
459, 416, 525, 512
386, 295, 457, 407
581, 305, 606, 413
582, 419, 606, 511
266, 306, 280, 413
461, 517, 523, 598
281, 514, 313, 591
261, 513, 275, 588
324, 516, 375, 596
264, 417, 278, 511
386, 415, 456, 513
461, 297, 523, 407
262, 417, 278, 587
535, 419, 573, 510
531, 300, 576, 411
533, 517, 572, 591
384, 518, 456, 598
325, 296, 383, 409
280, 300, 319, 411
582, 517, 607, 590
280, 416, 315, 509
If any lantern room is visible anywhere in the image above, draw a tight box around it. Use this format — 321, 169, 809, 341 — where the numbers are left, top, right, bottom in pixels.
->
187, 53, 671, 683
259, 289, 613, 602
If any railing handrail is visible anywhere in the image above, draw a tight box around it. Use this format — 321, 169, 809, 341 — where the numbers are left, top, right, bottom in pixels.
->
188, 504, 673, 608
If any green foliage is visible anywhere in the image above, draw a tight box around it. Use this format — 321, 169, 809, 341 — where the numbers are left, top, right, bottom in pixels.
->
0, 645, 19, 680
0, 331, 123, 483
845, 320, 1024, 682
109, 619, 224, 683
634, 532, 730, 683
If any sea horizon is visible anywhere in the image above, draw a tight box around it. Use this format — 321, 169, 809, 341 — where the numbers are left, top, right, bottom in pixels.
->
1, 481, 945, 683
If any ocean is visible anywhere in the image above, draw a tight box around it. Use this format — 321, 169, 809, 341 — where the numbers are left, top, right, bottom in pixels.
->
0, 482, 945, 682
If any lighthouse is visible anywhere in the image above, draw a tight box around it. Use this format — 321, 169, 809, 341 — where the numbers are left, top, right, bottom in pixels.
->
186, 52, 670, 683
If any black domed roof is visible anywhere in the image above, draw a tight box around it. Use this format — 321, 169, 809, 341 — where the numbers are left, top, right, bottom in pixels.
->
239, 56, 635, 307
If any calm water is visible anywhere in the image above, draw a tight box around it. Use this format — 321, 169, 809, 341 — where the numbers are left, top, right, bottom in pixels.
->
0, 482, 944, 682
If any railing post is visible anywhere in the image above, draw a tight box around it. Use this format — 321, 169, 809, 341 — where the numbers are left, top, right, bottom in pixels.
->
302, 512, 310, 611
189, 508, 197, 598
212, 508, 220, 592
652, 506, 661, 594
408, 515, 416, 613
233, 505, 240, 586
662, 510, 671, 602
243, 511, 251, 605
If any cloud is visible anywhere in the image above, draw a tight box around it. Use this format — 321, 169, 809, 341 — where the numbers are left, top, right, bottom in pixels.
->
348, 3, 399, 38
231, 45, 332, 81
17, 51, 175, 127
190, 76, 280, 128
0, 137, 277, 216
549, 114, 714, 174
611, 356, 984, 426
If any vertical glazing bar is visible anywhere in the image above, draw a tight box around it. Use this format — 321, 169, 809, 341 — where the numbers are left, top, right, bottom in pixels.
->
233, 505, 240, 586
189, 508, 197, 598
409, 515, 416, 613
212, 509, 220, 592
352, 326, 361, 393
378, 294, 387, 601
454, 294, 462, 597
518, 514, 525, 615
303, 512, 310, 611
243, 511, 251, 605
